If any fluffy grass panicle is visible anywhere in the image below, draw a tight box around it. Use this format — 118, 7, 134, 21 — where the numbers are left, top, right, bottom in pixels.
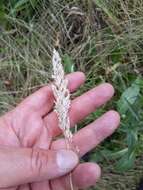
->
52, 49, 73, 144
52, 48, 74, 190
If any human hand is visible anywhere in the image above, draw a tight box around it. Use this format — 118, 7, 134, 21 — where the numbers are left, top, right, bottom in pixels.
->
0, 72, 120, 190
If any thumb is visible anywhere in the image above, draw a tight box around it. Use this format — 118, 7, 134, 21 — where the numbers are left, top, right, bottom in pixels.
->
0, 146, 78, 188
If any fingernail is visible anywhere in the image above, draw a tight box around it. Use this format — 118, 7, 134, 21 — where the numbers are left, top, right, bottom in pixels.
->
57, 150, 78, 172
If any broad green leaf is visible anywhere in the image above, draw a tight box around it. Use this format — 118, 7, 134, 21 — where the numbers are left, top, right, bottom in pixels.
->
127, 130, 138, 155
117, 78, 140, 114
115, 152, 135, 171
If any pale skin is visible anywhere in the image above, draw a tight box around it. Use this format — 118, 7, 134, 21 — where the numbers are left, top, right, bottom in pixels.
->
0, 72, 120, 190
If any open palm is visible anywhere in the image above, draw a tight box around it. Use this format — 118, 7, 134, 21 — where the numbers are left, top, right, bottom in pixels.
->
0, 72, 120, 190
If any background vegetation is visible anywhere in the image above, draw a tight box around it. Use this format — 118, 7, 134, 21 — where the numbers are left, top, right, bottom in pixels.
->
0, 0, 143, 189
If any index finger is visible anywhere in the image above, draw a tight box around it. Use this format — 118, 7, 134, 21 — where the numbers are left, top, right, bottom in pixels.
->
13, 72, 85, 116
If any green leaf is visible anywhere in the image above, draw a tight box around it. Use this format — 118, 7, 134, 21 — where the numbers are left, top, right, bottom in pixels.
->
115, 152, 135, 171
117, 78, 141, 114
127, 130, 138, 154
0, 9, 5, 19
11, 0, 30, 14
29, 0, 39, 9
63, 54, 75, 73
91, 148, 128, 162
102, 148, 128, 160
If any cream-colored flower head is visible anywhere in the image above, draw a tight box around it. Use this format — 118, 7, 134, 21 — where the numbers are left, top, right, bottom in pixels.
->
52, 49, 73, 142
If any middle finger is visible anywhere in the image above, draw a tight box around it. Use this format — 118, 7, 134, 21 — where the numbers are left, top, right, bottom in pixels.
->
44, 83, 114, 137
51, 110, 120, 157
